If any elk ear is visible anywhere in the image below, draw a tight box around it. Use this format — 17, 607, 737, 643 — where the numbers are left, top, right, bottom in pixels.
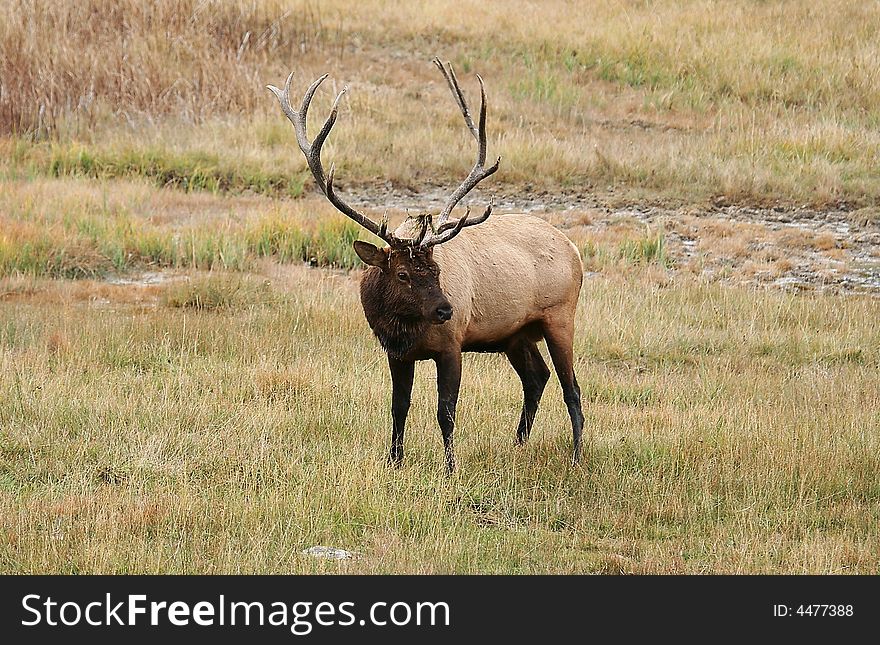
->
353, 240, 389, 268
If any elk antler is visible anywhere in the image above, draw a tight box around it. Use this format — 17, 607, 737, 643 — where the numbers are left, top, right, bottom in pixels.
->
267, 62, 500, 251
266, 72, 395, 244
412, 58, 501, 249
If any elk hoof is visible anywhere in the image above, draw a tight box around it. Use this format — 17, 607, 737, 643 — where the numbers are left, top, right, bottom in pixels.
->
387, 453, 404, 469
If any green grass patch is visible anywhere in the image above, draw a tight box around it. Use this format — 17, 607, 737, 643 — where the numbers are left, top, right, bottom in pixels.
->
0, 210, 368, 278
42, 145, 306, 198
617, 232, 668, 266
580, 231, 669, 270
582, 382, 656, 407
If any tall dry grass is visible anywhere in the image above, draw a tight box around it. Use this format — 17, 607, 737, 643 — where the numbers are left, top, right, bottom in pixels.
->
1, 268, 878, 573
0, 0, 335, 134
2, 0, 880, 205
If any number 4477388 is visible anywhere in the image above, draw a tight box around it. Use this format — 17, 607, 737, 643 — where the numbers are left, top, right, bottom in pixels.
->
797, 605, 853, 617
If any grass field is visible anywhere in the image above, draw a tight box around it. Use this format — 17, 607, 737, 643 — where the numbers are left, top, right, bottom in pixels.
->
2, 265, 879, 573
1, 0, 879, 574
3, 0, 880, 207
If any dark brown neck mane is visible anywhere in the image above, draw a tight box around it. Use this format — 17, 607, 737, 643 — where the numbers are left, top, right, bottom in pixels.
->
359, 267, 428, 359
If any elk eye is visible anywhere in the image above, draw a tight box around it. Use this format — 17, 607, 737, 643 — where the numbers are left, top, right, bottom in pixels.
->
397, 272, 409, 282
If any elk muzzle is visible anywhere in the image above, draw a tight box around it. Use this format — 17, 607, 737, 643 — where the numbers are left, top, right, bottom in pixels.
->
429, 297, 453, 324
435, 304, 453, 323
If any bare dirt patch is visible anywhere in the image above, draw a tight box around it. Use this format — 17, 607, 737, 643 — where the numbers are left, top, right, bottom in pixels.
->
341, 186, 880, 295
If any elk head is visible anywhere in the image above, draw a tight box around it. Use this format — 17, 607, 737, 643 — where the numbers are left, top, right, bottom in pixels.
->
352, 240, 452, 325
266, 59, 501, 331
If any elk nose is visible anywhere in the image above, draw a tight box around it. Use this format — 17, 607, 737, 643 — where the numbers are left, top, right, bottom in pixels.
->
436, 305, 453, 322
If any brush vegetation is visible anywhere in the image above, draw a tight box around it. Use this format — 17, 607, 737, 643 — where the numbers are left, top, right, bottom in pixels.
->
45, 145, 306, 198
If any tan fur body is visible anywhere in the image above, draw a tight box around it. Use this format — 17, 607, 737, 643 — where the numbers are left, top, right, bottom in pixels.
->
393, 213, 583, 358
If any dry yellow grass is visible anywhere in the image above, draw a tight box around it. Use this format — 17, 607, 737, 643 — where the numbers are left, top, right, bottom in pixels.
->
1, 266, 878, 573
2, 0, 880, 205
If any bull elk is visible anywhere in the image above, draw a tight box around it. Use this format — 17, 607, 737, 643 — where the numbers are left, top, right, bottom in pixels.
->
267, 59, 584, 473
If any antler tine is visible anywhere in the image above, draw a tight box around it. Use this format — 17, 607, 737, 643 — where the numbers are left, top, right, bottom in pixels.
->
432, 58, 478, 141
267, 73, 329, 190
422, 204, 493, 248
475, 75, 488, 166
299, 73, 329, 122
267, 72, 394, 244
413, 215, 431, 247
433, 59, 502, 229
377, 212, 389, 240
266, 72, 296, 124
309, 85, 348, 192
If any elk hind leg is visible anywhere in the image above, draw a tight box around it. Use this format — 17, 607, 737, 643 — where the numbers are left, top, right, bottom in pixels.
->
542, 317, 584, 465
505, 334, 551, 445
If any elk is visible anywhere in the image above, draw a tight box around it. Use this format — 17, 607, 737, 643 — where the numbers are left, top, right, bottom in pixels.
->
267, 59, 584, 473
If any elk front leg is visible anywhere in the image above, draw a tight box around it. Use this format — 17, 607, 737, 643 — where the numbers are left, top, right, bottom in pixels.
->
435, 351, 462, 474
388, 356, 415, 467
